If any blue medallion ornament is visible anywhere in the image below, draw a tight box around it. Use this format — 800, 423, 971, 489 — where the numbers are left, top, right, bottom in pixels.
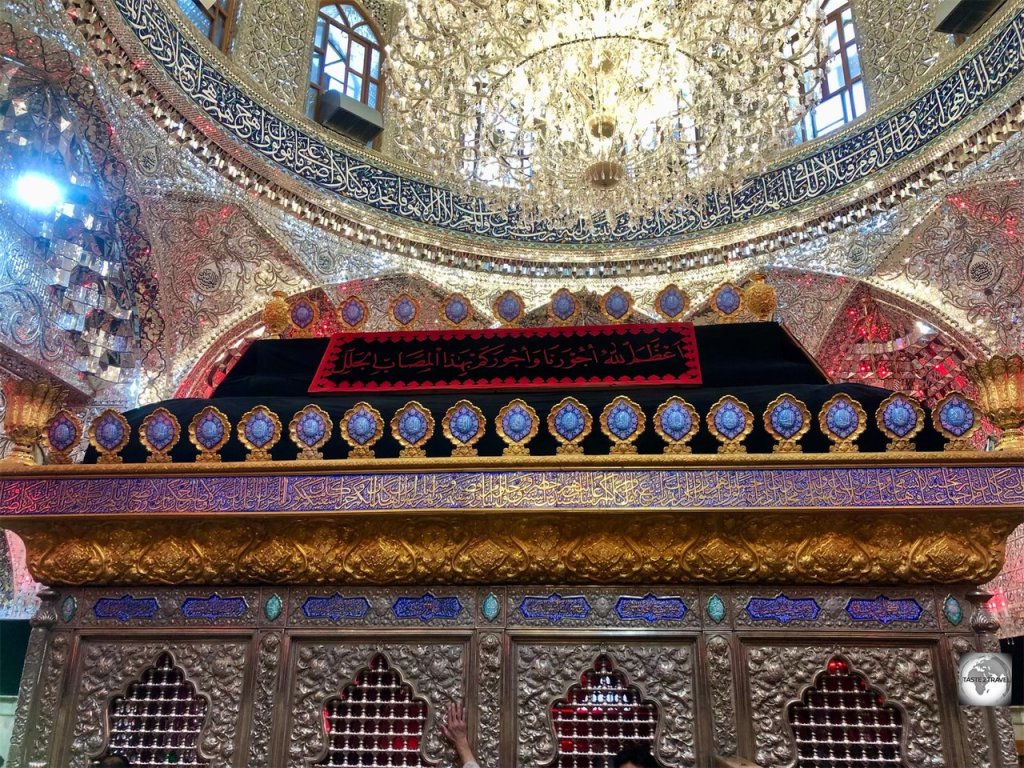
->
769, 398, 804, 439
497, 399, 538, 455
339, 297, 367, 329
820, 395, 866, 452
878, 393, 924, 450
390, 402, 434, 457
745, 595, 820, 624
93, 412, 128, 453
341, 403, 383, 458
144, 411, 177, 452
444, 401, 485, 456
245, 411, 277, 448
392, 295, 418, 326
933, 393, 979, 450
615, 594, 687, 623
291, 299, 315, 329
601, 287, 632, 321
655, 284, 688, 320
706, 594, 727, 624
93, 595, 159, 622
712, 284, 742, 319
393, 593, 463, 622
654, 397, 697, 453
708, 396, 753, 453
549, 398, 592, 454
47, 412, 79, 454
443, 294, 471, 325
302, 594, 372, 621
601, 397, 645, 453
549, 289, 579, 323
180, 594, 249, 621
519, 594, 591, 622
713, 401, 746, 439
494, 291, 524, 325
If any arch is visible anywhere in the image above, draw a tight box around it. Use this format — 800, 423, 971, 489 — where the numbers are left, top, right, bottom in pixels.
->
307, 2, 385, 119
174, 0, 240, 53
99, 651, 211, 767
547, 653, 662, 768
315, 652, 434, 768
786, 655, 906, 767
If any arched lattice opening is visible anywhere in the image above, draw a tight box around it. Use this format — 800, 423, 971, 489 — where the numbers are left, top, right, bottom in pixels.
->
307, 2, 384, 118
317, 653, 432, 767
102, 651, 210, 768
786, 656, 905, 767
547, 654, 662, 768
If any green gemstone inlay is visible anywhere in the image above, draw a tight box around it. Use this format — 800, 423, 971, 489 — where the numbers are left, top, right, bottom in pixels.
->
265, 593, 283, 622
707, 594, 726, 624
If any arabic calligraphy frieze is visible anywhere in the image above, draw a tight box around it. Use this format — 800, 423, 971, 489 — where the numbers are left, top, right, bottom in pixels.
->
309, 323, 701, 393
104, 0, 1024, 244
2, 465, 1023, 516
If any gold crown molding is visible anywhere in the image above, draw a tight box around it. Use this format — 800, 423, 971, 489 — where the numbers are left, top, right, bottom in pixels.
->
52, 0, 1024, 275
3, 506, 1017, 587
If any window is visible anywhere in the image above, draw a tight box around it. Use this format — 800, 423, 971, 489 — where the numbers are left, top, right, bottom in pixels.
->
799, 0, 867, 141
317, 653, 429, 767
308, 2, 384, 119
547, 654, 661, 768
175, 0, 239, 53
787, 656, 905, 767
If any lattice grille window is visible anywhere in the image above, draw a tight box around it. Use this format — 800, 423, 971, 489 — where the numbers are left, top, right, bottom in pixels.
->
103, 652, 209, 768
787, 657, 905, 768
548, 654, 661, 768
317, 653, 431, 767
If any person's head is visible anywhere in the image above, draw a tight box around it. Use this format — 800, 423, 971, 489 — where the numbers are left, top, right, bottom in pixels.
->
611, 743, 658, 768
94, 756, 131, 768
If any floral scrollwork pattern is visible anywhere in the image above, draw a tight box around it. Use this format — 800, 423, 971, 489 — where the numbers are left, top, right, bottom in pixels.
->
706, 635, 737, 755
477, 633, 503, 768
249, 632, 283, 767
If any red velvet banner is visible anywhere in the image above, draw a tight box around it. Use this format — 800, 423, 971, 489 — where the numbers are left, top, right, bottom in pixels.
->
309, 323, 701, 393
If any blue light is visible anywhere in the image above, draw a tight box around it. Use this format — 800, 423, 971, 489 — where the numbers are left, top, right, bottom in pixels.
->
11, 172, 63, 213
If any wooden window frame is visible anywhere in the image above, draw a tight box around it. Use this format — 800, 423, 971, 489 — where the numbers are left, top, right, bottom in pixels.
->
800, 0, 867, 141
308, 1, 385, 119
179, 0, 240, 54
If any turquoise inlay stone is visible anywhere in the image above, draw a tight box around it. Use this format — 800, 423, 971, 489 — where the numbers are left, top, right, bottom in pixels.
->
943, 594, 963, 626
60, 595, 77, 623
707, 594, 726, 624
264, 593, 283, 622
482, 593, 500, 622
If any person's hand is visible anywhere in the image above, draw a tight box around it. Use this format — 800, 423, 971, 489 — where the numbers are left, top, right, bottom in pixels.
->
440, 701, 475, 764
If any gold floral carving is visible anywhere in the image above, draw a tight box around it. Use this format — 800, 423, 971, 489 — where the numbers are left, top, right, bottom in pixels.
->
4, 507, 1017, 587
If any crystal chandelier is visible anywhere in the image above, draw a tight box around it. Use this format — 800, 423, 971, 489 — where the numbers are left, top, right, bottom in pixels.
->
387, 0, 827, 227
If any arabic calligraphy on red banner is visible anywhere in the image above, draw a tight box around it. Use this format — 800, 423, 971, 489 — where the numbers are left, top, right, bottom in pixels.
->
309, 323, 702, 393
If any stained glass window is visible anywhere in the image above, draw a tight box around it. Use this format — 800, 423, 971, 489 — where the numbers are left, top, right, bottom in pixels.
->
102, 652, 210, 768
307, 2, 384, 119
317, 653, 430, 767
175, 0, 239, 53
799, 0, 867, 141
547, 654, 661, 768
786, 656, 905, 767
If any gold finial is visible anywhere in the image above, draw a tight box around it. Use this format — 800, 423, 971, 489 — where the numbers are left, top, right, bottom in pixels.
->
744, 272, 777, 322
1, 380, 65, 466
262, 290, 291, 339
966, 354, 1024, 451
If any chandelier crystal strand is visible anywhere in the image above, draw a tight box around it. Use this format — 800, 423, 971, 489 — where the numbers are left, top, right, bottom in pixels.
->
387, 0, 827, 227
